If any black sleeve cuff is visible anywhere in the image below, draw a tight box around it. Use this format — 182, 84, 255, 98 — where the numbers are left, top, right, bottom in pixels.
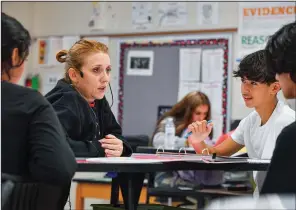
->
121, 142, 133, 157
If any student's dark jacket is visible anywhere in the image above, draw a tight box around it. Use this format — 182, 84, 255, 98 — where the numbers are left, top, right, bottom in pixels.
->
1, 81, 77, 209
45, 79, 132, 157
261, 121, 296, 194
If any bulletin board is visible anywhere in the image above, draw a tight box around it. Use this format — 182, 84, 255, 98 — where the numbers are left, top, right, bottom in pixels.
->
117, 34, 233, 140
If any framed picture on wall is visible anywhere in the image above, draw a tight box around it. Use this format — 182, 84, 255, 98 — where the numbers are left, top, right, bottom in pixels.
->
127, 50, 154, 76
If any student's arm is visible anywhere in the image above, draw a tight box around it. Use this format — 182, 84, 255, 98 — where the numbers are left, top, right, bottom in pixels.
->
28, 98, 77, 185
53, 105, 102, 157
190, 136, 243, 156
188, 120, 245, 156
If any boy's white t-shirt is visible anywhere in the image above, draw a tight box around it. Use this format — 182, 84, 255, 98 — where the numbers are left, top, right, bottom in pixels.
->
231, 100, 295, 195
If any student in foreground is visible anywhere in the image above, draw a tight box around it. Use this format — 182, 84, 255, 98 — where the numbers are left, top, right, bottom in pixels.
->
261, 22, 296, 194
45, 39, 132, 157
1, 12, 77, 209
187, 49, 295, 195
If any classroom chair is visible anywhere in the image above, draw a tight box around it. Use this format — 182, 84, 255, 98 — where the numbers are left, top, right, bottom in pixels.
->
144, 170, 253, 209
2, 173, 68, 210
123, 135, 150, 152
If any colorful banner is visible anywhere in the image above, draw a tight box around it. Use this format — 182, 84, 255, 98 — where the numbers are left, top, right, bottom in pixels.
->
237, 2, 296, 60
239, 2, 296, 34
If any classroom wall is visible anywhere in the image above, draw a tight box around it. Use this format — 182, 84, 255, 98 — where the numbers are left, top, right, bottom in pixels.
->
31, 2, 238, 36
2, 2, 34, 32
3, 1, 287, 122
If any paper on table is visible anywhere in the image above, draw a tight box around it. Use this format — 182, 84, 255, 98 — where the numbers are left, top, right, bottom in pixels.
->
179, 48, 202, 82
202, 159, 270, 164
201, 159, 248, 164
247, 159, 270, 164
86, 154, 270, 165
134, 153, 214, 163
86, 154, 207, 164
201, 48, 224, 83
86, 157, 163, 164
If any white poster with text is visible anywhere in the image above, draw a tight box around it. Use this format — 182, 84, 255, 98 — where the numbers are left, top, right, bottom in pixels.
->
238, 2, 296, 60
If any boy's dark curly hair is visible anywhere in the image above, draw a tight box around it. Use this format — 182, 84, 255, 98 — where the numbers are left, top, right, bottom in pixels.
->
265, 22, 296, 83
233, 49, 276, 84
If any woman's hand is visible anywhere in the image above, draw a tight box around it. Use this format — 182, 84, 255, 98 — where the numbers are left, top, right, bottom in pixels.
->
99, 134, 123, 157
187, 120, 213, 145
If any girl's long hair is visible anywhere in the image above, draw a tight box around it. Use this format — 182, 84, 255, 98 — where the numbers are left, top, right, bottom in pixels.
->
154, 91, 212, 138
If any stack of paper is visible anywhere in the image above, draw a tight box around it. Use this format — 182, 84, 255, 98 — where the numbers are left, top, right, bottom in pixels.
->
85, 154, 270, 165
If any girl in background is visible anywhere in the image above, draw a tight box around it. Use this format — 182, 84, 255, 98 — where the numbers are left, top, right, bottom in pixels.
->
152, 91, 224, 188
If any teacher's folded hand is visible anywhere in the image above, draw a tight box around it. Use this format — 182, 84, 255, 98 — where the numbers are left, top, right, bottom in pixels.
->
99, 134, 123, 157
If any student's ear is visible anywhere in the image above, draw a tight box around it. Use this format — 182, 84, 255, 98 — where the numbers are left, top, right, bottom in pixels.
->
270, 82, 281, 95
11, 48, 21, 66
68, 68, 79, 84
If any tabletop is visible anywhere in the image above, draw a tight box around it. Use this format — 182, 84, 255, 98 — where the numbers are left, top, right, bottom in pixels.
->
76, 156, 269, 173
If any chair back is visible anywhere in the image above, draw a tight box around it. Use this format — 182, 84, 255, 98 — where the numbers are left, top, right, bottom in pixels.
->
2, 173, 69, 210
123, 135, 150, 152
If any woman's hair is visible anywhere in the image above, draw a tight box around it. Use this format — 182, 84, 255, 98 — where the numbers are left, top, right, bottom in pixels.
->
156, 91, 212, 137
56, 39, 109, 83
1, 12, 31, 78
